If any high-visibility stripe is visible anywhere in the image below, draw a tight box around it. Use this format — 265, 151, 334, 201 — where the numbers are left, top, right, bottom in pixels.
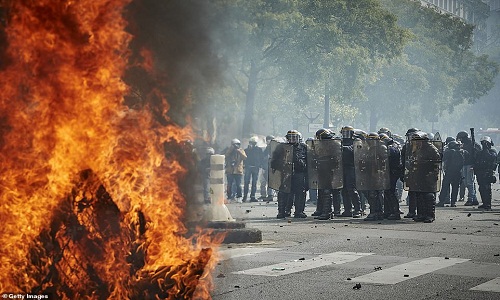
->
233, 251, 373, 277
470, 277, 500, 293
350, 257, 469, 284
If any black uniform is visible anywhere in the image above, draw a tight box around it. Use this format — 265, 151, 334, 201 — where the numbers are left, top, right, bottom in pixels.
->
271, 136, 308, 219
412, 138, 441, 223
243, 143, 263, 202
401, 142, 417, 218
437, 143, 466, 207
384, 140, 403, 220
341, 138, 362, 217
282, 142, 308, 217
474, 141, 497, 210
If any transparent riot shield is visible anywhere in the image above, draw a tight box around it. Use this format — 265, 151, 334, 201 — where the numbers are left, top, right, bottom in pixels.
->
268, 140, 293, 193
353, 139, 390, 191
306, 139, 343, 190
404, 140, 443, 192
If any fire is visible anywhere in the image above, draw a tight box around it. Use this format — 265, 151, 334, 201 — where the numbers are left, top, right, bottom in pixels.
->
0, 0, 221, 299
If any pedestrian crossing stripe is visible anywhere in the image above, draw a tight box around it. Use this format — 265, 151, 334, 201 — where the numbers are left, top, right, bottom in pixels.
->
220, 248, 499, 292
470, 277, 500, 292
349, 257, 470, 284
232, 251, 373, 277
218, 247, 280, 261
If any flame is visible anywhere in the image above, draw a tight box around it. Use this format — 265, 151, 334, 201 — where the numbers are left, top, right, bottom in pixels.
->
0, 0, 221, 299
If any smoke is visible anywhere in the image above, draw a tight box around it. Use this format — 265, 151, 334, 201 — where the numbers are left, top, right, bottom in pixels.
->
125, 0, 222, 126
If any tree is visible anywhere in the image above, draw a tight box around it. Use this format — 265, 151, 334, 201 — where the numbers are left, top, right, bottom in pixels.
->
361, 0, 498, 133
209, 0, 408, 137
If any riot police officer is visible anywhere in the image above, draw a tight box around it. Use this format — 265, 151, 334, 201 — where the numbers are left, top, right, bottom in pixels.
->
356, 132, 387, 221
456, 131, 481, 206
270, 130, 308, 219
475, 136, 497, 210
401, 127, 420, 218
437, 140, 466, 207
340, 126, 362, 218
380, 133, 403, 220
405, 131, 442, 223
308, 128, 343, 220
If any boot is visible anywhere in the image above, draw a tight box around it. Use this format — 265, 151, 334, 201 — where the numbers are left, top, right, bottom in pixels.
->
285, 194, 294, 217
318, 191, 333, 220
423, 194, 435, 223
352, 190, 363, 218
276, 192, 287, 219
387, 192, 401, 220
413, 195, 425, 222
405, 193, 417, 218
364, 192, 378, 221
478, 185, 492, 209
332, 191, 342, 216
293, 192, 307, 218
312, 196, 324, 217
383, 192, 391, 218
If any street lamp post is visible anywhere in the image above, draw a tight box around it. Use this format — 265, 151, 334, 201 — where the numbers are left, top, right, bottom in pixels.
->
323, 79, 331, 129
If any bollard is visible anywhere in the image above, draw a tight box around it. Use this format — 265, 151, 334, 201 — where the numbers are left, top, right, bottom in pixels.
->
200, 154, 262, 243
203, 154, 234, 222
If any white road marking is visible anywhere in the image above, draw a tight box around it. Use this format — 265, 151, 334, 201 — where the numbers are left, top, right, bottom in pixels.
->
233, 251, 373, 277
350, 256, 470, 284
470, 277, 500, 293
217, 247, 280, 261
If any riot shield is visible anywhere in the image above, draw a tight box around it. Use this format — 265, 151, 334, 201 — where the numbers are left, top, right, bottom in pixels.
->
404, 140, 443, 192
268, 140, 293, 193
353, 139, 390, 191
306, 139, 343, 190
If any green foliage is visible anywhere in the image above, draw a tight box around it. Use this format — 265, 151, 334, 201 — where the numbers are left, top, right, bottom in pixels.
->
203, 0, 408, 137
363, 0, 499, 132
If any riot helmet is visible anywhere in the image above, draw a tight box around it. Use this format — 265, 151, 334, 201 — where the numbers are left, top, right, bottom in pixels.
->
316, 128, 333, 140
379, 133, 393, 145
480, 136, 494, 147
286, 130, 301, 144
265, 135, 275, 143
231, 138, 241, 148
367, 132, 380, 140
392, 134, 404, 144
353, 129, 367, 140
378, 127, 392, 137
427, 132, 435, 140
445, 136, 455, 145
456, 131, 469, 141
447, 141, 460, 149
249, 136, 258, 146
406, 128, 420, 137
341, 126, 354, 139
379, 133, 390, 140
205, 147, 215, 155
411, 131, 429, 140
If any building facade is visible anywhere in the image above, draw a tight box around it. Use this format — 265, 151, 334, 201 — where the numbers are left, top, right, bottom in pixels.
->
420, 0, 500, 52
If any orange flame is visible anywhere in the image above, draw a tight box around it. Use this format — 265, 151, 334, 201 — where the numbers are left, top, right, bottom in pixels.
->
0, 0, 221, 298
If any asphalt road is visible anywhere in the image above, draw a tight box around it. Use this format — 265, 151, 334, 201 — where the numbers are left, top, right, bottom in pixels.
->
209, 183, 500, 300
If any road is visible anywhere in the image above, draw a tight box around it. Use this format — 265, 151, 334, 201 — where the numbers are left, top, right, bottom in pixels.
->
209, 183, 500, 300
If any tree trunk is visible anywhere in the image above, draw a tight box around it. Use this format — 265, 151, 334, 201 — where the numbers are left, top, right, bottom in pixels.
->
369, 109, 378, 132
242, 61, 259, 137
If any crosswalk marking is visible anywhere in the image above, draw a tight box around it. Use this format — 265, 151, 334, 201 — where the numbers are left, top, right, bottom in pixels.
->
470, 277, 500, 292
218, 247, 280, 261
219, 246, 498, 293
233, 251, 373, 277
350, 257, 470, 284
